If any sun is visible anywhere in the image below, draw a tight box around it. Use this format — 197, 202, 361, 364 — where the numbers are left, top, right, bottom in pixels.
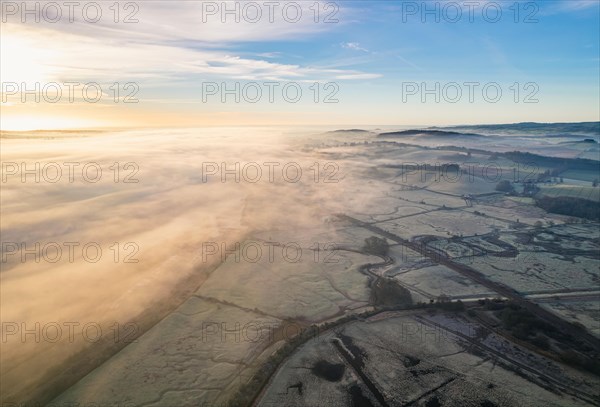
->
0, 25, 100, 131
0, 29, 59, 85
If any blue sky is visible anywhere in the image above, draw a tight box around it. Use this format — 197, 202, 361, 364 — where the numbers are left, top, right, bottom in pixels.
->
1, 0, 599, 129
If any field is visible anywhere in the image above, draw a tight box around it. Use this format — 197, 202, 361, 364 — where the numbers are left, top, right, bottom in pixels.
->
53, 228, 381, 406
539, 300, 600, 338
258, 312, 599, 406
560, 169, 600, 183
3, 128, 594, 407
539, 184, 600, 202
394, 265, 494, 301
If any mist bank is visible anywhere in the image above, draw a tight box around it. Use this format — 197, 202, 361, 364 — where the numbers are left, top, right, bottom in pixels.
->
1, 127, 375, 405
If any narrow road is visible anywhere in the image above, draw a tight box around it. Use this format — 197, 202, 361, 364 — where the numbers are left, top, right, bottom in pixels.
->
337, 214, 600, 352
332, 337, 390, 407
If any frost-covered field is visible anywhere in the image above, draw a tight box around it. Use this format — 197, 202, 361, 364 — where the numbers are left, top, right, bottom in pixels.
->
52, 226, 379, 406
54, 297, 282, 406
195, 237, 376, 322
394, 265, 494, 300
457, 253, 598, 293
4, 127, 599, 406
380, 210, 508, 239
1, 127, 380, 404
540, 300, 600, 338
259, 312, 599, 406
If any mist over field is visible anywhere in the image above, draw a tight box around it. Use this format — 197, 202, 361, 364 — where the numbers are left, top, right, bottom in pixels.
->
0, 127, 363, 401
1, 0, 599, 405
2, 123, 599, 406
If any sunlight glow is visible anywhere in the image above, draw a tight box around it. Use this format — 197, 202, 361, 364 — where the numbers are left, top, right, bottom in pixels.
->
0, 31, 59, 84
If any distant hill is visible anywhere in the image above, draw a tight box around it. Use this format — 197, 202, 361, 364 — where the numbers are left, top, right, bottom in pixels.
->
377, 129, 484, 138
559, 138, 598, 144
328, 129, 371, 133
436, 122, 600, 136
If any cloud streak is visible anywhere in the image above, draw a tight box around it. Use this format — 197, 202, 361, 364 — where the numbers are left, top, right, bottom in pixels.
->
2, 1, 378, 83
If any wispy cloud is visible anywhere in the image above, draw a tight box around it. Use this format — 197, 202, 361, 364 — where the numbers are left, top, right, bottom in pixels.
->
2, 2, 380, 88
255, 52, 283, 59
334, 73, 382, 80
341, 42, 369, 52
558, 0, 599, 11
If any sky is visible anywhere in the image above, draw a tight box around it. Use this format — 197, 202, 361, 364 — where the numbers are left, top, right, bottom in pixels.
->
0, 0, 599, 130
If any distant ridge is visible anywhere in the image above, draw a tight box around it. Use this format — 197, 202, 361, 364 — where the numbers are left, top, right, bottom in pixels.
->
558, 138, 598, 144
327, 129, 371, 133
436, 121, 600, 135
378, 129, 484, 138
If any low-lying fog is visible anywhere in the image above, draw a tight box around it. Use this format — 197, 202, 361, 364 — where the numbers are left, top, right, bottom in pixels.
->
0, 127, 374, 403
2, 124, 598, 404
